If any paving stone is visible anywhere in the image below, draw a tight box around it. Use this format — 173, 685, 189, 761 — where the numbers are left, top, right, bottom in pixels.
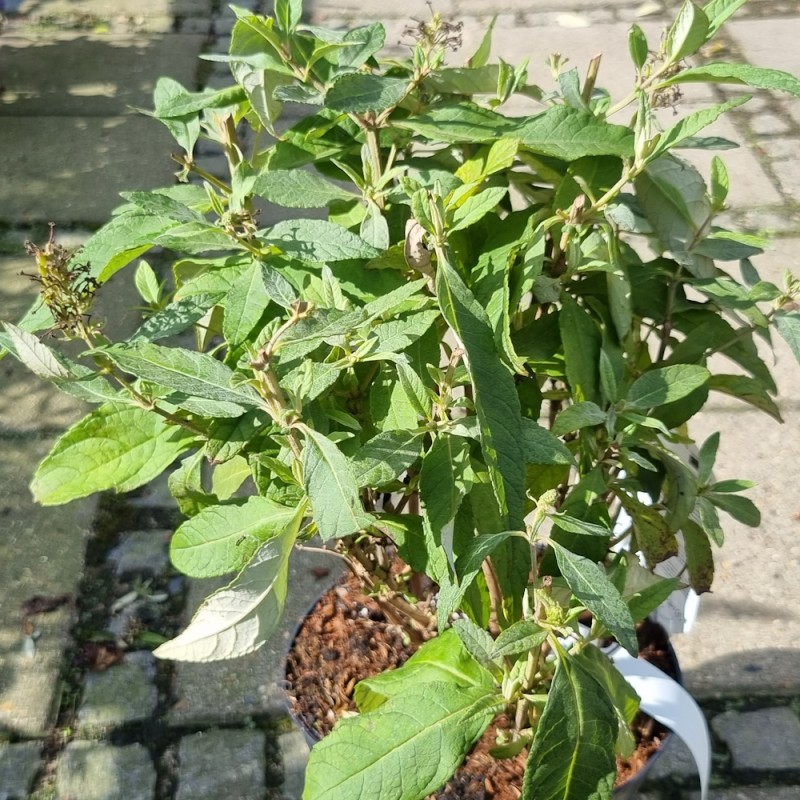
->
167, 549, 343, 727
760, 137, 800, 161
55, 741, 156, 800
0, 741, 42, 800
770, 155, 800, 199
107, 530, 170, 577
0, 117, 180, 226
712, 707, 800, 773
747, 111, 793, 137
276, 728, 310, 800
76, 651, 158, 732
649, 735, 700, 782
175, 729, 266, 800
16, 0, 213, 19
0, 34, 205, 117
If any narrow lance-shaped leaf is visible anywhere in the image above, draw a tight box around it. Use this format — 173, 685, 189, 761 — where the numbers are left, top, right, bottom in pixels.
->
154, 503, 304, 662
31, 405, 195, 505
419, 434, 472, 536
253, 169, 358, 208
551, 541, 638, 656
523, 652, 617, 800
301, 425, 375, 540
658, 62, 800, 97
170, 496, 299, 578
626, 364, 710, 409
349, 430, 424, 488
774, 310, 800, 365
435, 251, 525, 527
303, 681, 500, 800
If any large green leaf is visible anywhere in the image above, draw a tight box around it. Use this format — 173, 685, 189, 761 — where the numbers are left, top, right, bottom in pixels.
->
349, 430, 424, 487
515, 106, 634, 160
253, 169, 357, 208
703, 0, 748, 34
98, 342, 262, 409
154, 506, 302, 661
627, 364, 710, 409
419, 434, 472, 535
708, 373, 782, 422
665, 0, 710, 61
261, 219, 380, 262
325, 73, 409, 113
31, 405, 194, 505
396, 102, 519, 143
450, 187, 507, 232
131, 293, 223, 343
492, 620, 549, 659
560, 294, 600, 403
435, 253, 525, 527
170, 496, 299, 578
223, 261, 272, 347
303, 681, 499, 800
552, 402, 607, 435
354, 629, 493, 713
659, 62, 800, 97
523, 653, 617, 800
153, 77, 200, 155
551, 542, 638, 655
521, 418, 575, 465
301, 425, 374, 540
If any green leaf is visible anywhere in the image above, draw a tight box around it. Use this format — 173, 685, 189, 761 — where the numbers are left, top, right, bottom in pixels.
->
153, 77, 200, 154
420, 434, 472, 535
134, 260, 161, 305
774, 310, 800, 365
99, 342, 262, 409
706, 491, 761, 526
627, 364, 710, 409
121, 191, 207, 225
77, 211, 175, 282
170, 496, 299, 578
154, 505, 303, 661
223, 262, 271, 347
628, 24, 648, 71
253, 169, 357, 208
708, 373, 782, 422
703, 0, 748, 34
697, 432, 720, 485
666, 1, 710, 61
515, 106, 634, 160
31, 405, 194, 505
435, 253, 526, 527
155, 223, 241, 255
396, 102, 520, 144
467, 15, 496, 68
552, 402, 607, 435
2, 323, 72, 380
360, 201, 390, 250
131, 293, 223, 343
659, 62, 800, 97
303, 681, 499, 800
550, 514, 613, 538
523, 653, 617, 800
350, 430, 424, 488
618, 491, 678, 567
450, 617, 498, 673
492, 620, 548, 659
521, 419, 575, 466
450, 187, 507, 232
560, 294, 600, 403
649, 96, 750, 159
205, 410, 266, 463
682, 518, 714, 593
262, 219, 380, 262
154, 85, 246, 118
274, 0, 302, 32
324, 73, 409, 113
551, 542, 638, 655
710, 155, 729, 207
354, 628, 494, 713
697, 496, 724, 546
301, 425, 374, 540
337, 23, 386, 69
369, 363, 420, 432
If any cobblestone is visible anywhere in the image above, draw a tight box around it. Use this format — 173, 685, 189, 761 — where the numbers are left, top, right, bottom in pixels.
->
76, 651, 158, 733
712, 706, 800, 773
175, 729, 266, 800
276, 729, 311, 800
55, 741, 156, 800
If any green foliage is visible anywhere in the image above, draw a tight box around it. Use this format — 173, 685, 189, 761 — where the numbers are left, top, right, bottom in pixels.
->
6, 1, 800, 797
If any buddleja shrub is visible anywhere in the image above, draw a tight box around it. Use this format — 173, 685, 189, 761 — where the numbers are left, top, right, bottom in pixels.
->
4, 0, 800, 797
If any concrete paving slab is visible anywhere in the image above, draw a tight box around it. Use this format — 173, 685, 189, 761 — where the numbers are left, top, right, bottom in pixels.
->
0, 116, 179, 226
16, 0, 212, 20
167, 548, 344, 727
687, 790, 800, 800
0, 740, 42, 800
0, 436, 95, 737
0, 34, 206, 117
277, 727, 310, 800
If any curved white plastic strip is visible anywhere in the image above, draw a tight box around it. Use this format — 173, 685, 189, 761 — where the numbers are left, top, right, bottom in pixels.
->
611, 648, 710, 800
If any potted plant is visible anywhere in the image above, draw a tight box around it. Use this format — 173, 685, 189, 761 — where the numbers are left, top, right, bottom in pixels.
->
3, 0, 800, 797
